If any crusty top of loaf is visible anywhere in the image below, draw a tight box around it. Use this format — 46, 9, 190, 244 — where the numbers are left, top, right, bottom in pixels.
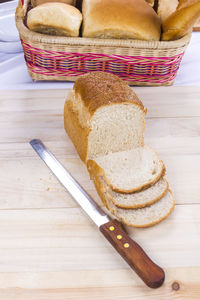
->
82, 0, 161, 40
27, 2, 82, 37
73, 72, 145, 114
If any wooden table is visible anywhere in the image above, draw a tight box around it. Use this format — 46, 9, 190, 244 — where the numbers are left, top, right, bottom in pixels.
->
0, 87, 200, 299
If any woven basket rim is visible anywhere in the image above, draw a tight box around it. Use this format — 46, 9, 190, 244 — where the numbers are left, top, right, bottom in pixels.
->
15, 1, 191, 50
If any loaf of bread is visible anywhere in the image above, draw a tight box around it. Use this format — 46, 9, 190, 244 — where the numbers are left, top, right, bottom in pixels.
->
157, 0, 179, 22
31, 0, 76, 8
92, 174, 174, 228
87, 146, 165, 194
162, 1, 200, 40
27, 3, 82, 37
82, 0, 161, 40
64, 72, 146, 163
64, 72, 174, 227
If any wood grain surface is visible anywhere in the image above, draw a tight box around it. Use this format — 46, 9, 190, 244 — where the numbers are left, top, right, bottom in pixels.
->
0, 87, 200, 299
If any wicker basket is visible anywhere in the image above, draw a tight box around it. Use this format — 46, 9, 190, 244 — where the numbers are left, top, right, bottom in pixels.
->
15, 0, 191, 86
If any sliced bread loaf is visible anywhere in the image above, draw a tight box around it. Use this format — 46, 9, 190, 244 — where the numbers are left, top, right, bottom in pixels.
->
87, 146, 165, 194
93, 175, 174, 228
64, 72, 146, 163
107, 177, 168, 209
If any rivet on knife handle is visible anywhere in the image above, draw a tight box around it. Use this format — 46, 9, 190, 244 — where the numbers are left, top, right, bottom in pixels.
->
100, 219, 165, 288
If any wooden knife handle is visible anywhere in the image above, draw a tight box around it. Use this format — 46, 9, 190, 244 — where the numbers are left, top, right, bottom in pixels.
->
99, 219, 165, 288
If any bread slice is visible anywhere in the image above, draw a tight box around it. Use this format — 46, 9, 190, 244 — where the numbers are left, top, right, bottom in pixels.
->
64, 72, 146, 163
106, 190, 175, 228
27, 3, 82, 37
93, 175, 174, 228
107, 177, 168, 209
82, 0, 161, 40
87, 146, 165, 194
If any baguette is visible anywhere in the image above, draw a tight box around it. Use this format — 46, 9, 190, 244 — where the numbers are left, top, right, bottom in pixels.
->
162, 1, 200, 40
177, 0, 200, 9
157, 0, 179, 22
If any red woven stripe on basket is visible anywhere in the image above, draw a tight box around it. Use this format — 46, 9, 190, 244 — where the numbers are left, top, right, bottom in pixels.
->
21, 40, 184, 84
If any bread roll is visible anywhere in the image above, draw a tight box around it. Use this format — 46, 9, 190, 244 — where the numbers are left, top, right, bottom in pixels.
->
31, 0, 76, 8
157, 0, 179, 22
82, 0, 161, 41
27, 3, 82, 37
162, 1, 200, 40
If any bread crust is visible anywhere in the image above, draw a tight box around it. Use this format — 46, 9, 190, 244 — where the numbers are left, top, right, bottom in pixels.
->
31, 0, 76, 7
27, 2, 82, 37
64, 99, 90, 162
74, 72, 146, 116
177, 0, 200, 10
87, 147, 166, 194
162, 1, 200, 41
92, 173, 175, 228
108, 178, 169, 209
145, 0, 154, 6
82, 0, 161, 40
64, 92, 145, 164
64, 73, 146, 163
110, 190, 175, 228
157, 0, 179, 22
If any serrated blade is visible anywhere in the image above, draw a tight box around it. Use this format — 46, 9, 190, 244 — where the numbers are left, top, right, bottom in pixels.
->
30, 139, 110, 227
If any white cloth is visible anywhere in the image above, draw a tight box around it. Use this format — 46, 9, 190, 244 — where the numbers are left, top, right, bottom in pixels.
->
0, 0, 200, 90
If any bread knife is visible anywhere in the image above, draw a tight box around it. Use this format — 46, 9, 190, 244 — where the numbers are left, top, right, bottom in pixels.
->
30, 139, 165, 288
